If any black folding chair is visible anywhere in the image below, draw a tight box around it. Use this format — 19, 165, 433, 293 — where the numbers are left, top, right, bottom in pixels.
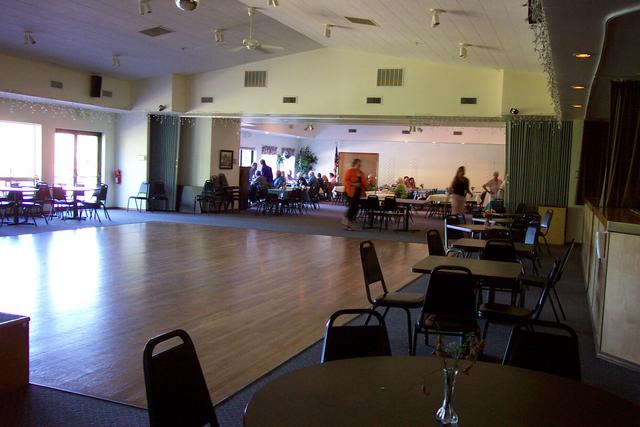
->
320, 309, 391, 363
143, 329, 219, 427
360, 241, 424, 354
412, 266, 479, 355
503, 319, 581, 381
480, 239, 523, 305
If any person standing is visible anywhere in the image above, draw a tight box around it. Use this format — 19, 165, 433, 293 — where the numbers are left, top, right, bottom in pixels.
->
341, 158, 367, 230
249, 162, 258, 183
482, 171, 503, 210
259, 159, 273, 188
449, 166, 472, 215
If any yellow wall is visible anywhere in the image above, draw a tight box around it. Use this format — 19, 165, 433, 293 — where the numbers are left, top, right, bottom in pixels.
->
190, 48, 509, 117
500, 69, 554, 115
0, 53, 132, 110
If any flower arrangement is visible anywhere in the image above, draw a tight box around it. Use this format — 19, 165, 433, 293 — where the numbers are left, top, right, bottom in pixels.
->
483, 209, 496, 219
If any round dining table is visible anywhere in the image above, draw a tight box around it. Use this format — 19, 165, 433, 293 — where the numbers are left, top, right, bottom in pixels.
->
243, 356, 639, 427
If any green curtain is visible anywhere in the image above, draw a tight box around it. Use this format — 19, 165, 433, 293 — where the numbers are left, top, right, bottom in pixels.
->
505, 120, 572, 212
601, 81, 640, 208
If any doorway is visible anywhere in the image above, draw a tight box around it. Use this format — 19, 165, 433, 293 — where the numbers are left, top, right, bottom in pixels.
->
54, 130, 102, 186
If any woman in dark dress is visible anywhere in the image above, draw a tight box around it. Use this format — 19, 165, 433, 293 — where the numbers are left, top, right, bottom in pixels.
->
449, 166, 472, 215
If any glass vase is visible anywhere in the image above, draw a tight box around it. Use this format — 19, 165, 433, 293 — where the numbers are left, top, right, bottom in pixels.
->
435, 367, 459, 424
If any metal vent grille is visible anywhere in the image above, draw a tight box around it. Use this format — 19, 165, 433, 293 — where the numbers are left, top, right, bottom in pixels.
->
139, 26, 174, 37
245, 71, 267, 87
377, 69, 403, 86
453, 131, 463, 136
283, 96, 297, 104
201, 96, 214, 103
50, 80, 63, 89
345, 16, 377, 26
460, 97, 477, 104
348, 129, 357, 133
102, 90, 113, 98
401, 130, 410, 135
366, 97, 382, 104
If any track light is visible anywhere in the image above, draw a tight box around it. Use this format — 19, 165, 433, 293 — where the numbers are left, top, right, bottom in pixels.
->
459, 43, 469, 59
324, 24, 333, 38
430, 9, 444, 28
138, 0, 151, 15
23, 31, 36, 45
112, 54, 121, 67
175, 0, 199, 11
268, 0, 279, 6
214, 29, 224, 43
158, 105, 167, 111
304, 124, 314, 131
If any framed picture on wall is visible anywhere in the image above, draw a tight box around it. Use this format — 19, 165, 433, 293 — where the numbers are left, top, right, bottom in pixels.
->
219, 150, 234, 169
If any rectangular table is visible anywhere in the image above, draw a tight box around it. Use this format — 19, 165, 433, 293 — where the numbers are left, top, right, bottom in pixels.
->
411, 255, 522, 281
471, 217, 514, 225
447, 223, 509, 238
395, 198, 429, 232
62, 186, 98, 220
450, 238, 533, 257
0, 186, 37, 225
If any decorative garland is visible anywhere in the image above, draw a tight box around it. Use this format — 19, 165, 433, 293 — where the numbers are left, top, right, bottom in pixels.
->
529, 0, 562, 123
0, 97, 115, 123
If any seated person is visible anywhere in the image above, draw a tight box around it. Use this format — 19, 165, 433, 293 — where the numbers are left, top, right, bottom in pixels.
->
286, 170, 295, 183
329, 172, 337, 185
273, 170, 285, 188
297, 172, 308, 186
366, 174, 377, 191
307, 171, 319, 188
251, 170, 269, 190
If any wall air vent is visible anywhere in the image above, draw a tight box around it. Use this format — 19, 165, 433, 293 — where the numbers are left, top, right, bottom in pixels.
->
139, 26, 174, 37
102, 90, 113, 98
201, 96, 214, 103
282, 96, 297, 104
460, 97, 477, 104
453, 131, 463, 136
401, 130, 410, 135
345, 16, 377, 26
366, 97, 382, 104
348, 129, 357, 133
50, 80, 63, 89
245, 71, 267, 87
377, 69, 403, 86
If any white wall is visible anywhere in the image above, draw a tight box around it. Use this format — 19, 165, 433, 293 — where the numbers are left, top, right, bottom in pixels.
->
240, 131, 301, 169
0, 97, 117, 205
309, 139, 505, 190
114, 112, 148, 207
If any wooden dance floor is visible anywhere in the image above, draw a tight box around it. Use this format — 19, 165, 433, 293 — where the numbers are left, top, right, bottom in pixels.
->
0, 222, 426, 407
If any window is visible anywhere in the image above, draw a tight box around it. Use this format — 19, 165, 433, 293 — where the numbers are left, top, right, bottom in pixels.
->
0, 120, 42, 183
240, 148, 255, 167
54, 130, 102, 186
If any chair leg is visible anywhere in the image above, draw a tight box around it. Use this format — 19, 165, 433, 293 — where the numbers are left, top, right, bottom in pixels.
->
553, 288, 567, 320
403, 308, 413, 355
542, 234, 552, 256
547, 294, 560, 322
411, 328, 418, 356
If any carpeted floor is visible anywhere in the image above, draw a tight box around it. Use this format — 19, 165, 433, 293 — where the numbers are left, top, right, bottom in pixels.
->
1, 204, 639, 426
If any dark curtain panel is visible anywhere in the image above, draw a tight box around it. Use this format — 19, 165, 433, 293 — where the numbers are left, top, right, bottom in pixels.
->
602, 81, 640, 208
149, 115, 181, 211
576, 121, 609, 204
506, 120, 572, 212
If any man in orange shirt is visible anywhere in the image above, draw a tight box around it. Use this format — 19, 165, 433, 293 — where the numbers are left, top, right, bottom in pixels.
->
341, 158, 367, 230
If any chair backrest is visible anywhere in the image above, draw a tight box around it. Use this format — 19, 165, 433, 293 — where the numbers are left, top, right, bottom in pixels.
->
35, 187, 51, 202
364, 195, 379, 210
52, 186, 67, 201
143, 329, 218, 427
421, 266, 476, 322
202, 180, 214, 194
359, 240, 388, 304
98, 184, 108, 202
138, 182, 150, 196
320, 309, 391, 363
218, 173, 229, 188
444, 214, 465, 246
426, 229, 446, 256
503, 319, 581, 381
150, 181, 166, 197
382, 196, 397, 211
524, 225, 539, 245
481, 239, 518, 263
540, 209, 553, 229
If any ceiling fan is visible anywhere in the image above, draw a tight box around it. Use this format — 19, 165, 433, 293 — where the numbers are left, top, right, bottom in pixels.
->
232, 7, 284, 53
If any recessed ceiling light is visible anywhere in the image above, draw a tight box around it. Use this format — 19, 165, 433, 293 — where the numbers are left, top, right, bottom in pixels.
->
571, 85, 585, 90
574, 53, 592, 58
432, 141, 436, 144
570, 104, 583, 108
265, 131, 270, 134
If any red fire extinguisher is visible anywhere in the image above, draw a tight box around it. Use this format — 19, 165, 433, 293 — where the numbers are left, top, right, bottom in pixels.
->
114, 169, 122, 184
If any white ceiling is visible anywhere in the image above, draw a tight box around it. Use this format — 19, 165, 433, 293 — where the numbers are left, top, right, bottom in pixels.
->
0, 0, 540, 81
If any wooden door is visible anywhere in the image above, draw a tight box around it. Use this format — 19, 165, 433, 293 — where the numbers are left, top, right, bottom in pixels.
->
338, 152, 379, 184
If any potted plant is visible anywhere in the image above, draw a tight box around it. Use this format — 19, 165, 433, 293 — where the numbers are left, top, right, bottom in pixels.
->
296, 146, 318, 174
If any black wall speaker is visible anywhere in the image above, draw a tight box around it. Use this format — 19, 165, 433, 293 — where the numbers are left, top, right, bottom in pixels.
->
90, 75, 102, 98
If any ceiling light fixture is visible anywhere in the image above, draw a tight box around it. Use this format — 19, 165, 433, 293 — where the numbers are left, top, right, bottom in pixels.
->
574, 53, 591, 58
23, 31, 36, 45
571, 85, 585, 90
138, 0, 151, 15
112, 54, 121, 67
458, 43, 469, 59
175, 0, 198, 11
214, 29, 224, 43
570, 104, 583, 108
268, 0, 279, 7
304, 124, 314, 131
324, 24, 333, 38
430, 9, 445, 28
